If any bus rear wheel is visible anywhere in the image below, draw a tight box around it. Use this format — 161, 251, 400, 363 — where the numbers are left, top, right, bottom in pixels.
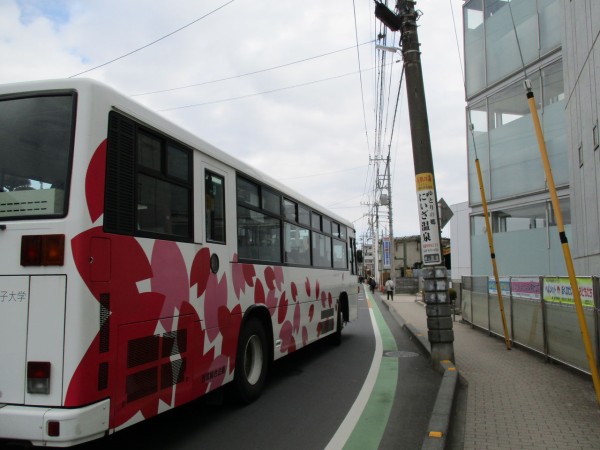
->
330, 306, 343, 346
232, 318, 269, 404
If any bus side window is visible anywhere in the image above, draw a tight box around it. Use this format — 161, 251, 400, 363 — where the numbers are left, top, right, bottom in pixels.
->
136, 133, 192, 239
205, 171, 226, 243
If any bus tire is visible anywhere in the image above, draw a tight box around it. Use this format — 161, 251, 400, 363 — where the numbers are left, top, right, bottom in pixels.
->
233, 317, 269, 404
330, 306, 343, 346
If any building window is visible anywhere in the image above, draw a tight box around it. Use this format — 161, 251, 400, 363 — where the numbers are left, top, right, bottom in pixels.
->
468, 100, 490, 205
485, 0, 539, 86
549, 198, 571, 226
491, 203, 547, 233
488, 77, 543, 199
470, 214, 488, 236
468, 59, 566, 205
464, 0, 485, 96
464, 0, 562, 96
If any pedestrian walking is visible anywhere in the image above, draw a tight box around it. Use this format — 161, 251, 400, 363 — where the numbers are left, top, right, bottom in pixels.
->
369, 277, 376, 293
385, 278, 394, 300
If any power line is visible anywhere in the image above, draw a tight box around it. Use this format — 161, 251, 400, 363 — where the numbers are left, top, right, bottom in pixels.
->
448, 0, 465, 86
385, 66, 404, 160
280, 165, 365, 180
352, 0, 371, 155
69, 0, 235, 78
158, 64, 388, 111
132, 40, 375, 97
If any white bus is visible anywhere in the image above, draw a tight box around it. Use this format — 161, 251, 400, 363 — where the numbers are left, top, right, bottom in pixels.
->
0, 78, 359, 447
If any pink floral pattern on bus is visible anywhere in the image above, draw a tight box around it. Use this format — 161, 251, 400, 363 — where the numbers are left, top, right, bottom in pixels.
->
67, 140, 337, 428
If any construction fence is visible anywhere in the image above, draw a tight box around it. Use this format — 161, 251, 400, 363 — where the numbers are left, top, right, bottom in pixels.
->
461, 276, 600, 375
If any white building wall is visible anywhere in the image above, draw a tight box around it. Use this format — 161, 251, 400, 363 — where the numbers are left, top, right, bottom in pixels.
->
450, 201, 471, 281
563, 0, 600, 275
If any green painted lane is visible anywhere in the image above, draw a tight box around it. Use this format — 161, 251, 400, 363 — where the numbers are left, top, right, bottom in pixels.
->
343, 288, 398, 450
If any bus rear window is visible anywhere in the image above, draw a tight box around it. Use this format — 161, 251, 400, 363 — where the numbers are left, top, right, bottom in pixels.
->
0, 94, 75, 219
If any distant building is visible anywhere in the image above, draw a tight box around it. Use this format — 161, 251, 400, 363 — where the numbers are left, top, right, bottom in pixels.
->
380, 235, 450, 280
361, 242, 375, 278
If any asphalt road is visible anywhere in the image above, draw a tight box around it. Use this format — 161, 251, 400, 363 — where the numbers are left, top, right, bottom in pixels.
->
1, 289, 439, 449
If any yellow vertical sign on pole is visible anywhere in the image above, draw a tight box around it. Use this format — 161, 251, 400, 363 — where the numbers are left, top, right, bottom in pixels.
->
416, 173, 442, 265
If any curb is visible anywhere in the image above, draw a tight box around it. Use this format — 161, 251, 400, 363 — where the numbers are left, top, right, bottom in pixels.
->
382, 300, 458, 450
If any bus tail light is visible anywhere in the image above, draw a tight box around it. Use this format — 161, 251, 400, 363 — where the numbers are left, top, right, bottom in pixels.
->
47, 421, 60, 437
27, 361, 51, 394
21, 234, 65, 266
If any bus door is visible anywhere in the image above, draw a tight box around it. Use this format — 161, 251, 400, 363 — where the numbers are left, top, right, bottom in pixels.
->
201, 163, 233, 275
348, 235, 359, 322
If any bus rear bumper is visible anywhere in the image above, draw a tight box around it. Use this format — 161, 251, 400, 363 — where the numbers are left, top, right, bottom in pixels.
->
0, 399, 110, 447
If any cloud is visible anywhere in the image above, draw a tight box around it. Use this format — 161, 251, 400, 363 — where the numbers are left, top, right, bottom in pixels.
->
1, 0, 467, 243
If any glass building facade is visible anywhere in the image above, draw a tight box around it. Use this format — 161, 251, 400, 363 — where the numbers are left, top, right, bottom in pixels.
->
463, 0, 569, 276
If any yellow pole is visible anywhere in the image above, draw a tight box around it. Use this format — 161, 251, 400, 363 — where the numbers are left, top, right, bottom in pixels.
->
525, 82, 600, 405
475, 158, 512, 350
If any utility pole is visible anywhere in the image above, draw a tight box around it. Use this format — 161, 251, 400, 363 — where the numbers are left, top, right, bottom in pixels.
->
374, 202, 380, 285
371, 153, 394, 286
375, 0, 454, 369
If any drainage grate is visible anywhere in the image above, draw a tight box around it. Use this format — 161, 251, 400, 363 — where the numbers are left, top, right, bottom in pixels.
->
383, 350, 419, 358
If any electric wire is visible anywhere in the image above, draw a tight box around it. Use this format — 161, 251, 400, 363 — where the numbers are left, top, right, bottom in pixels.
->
385, 67, 404, 160
564, 27, 600, 107
449, 0, 478, 161
375, 46, 388, 160
384, 66, 404, 201
132, 40, 375, 97
352, 0, 371, 155
280, 165, 365, 181
449, 0, 465, 86
158, 65, 385, 111
507, 1, 528, 80
68, 0, 235, 78
381, 35, 399, 164
368, 8, 393, 246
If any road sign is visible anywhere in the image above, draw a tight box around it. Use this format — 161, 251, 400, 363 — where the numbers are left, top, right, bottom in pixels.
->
437, 198, 454, 229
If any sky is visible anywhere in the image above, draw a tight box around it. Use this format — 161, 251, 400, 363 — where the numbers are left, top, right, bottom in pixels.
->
1, 0, 467, 245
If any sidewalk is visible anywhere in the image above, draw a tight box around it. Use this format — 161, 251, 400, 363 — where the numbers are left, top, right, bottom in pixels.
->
384, 293, 600, 450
